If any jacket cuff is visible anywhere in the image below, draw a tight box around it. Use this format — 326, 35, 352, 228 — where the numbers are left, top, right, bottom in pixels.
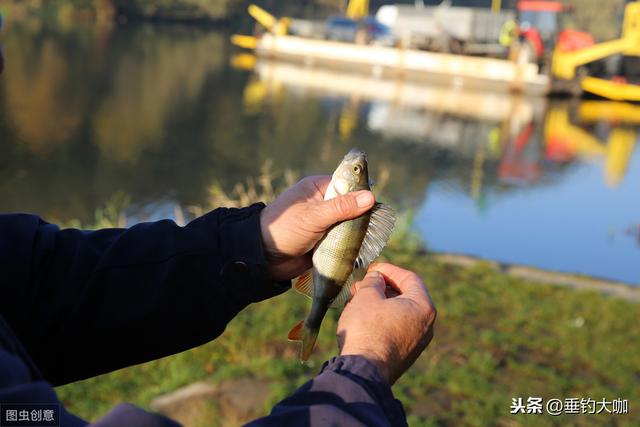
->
321, 355, 407, 426
216, 203, 290, 304
91, 403, 180, 427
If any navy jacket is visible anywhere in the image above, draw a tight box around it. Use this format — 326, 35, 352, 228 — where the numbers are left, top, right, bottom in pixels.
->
0, 206, 406, 426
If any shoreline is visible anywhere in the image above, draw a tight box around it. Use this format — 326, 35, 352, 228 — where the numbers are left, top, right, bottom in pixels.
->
423, 251, 640, 302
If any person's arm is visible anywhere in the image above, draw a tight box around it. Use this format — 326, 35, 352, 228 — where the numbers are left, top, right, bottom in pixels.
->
0, 177, 374, 386
247, 355, 406, 427
249, 265, 437, 426
0, 205, 288, 385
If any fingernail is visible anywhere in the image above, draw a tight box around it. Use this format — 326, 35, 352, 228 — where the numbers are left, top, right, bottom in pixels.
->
356, 191, 374, 208
367, 271, 383, 282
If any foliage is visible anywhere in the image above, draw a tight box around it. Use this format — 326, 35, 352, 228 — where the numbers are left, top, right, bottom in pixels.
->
188, 160, 298, 215
61, 192, 130, 229
111, 0, 242, 22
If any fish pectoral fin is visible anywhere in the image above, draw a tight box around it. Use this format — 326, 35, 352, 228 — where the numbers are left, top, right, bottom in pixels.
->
355, 203, 396, 269
287, 320, 305, 341
329, 274, 356, 308
330, 268, 365, 308
294, 271, 313, 299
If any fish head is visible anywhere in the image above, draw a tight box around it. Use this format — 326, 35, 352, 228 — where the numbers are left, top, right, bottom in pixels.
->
331, 148, 370, 195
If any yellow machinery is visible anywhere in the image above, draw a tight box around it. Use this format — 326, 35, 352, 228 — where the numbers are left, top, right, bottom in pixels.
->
233, 0, 368, 41
545, 102, 639, 187
552, 1, 640, 101
230, 4, 288, 49
232, 0, 370, 46
346, 0, 369, 19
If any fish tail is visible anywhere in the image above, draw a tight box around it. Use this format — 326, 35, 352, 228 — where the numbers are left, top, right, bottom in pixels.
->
288, 320, 319, 362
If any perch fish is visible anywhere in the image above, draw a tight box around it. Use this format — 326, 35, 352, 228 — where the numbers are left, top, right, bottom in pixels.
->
288, 148, 396, 361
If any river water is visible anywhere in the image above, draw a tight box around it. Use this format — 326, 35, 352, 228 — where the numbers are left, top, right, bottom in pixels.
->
1, 23, 638, 284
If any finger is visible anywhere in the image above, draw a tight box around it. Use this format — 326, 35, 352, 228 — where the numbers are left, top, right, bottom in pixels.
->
311, 191, 375, 230
368, 263, 417, 292
369, 263, 433, 303
352, 271, 386, 302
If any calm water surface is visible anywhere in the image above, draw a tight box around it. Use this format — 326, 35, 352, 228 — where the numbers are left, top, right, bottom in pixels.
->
1, 23, 638, 284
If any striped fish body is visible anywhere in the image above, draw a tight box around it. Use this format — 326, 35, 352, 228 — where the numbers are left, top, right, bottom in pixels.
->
305, 213, 371, 332
288, 148, 396, 361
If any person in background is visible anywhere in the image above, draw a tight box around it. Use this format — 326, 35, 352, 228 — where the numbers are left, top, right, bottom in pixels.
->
0, 176, 436, 426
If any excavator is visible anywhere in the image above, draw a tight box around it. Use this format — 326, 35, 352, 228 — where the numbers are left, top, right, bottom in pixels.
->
551, 0, 640, 100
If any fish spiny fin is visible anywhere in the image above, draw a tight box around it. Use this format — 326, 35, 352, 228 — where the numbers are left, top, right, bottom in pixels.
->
294, 272, 313, 299
355, 203, 396, 269
329, 274, 356, 308
288, 320, 304, 341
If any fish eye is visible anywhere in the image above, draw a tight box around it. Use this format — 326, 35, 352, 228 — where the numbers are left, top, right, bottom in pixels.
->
352, 165, 361, 175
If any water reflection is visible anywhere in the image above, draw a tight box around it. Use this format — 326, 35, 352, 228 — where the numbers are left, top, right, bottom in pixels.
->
0, 24, 638, 283
4, 34, 85, 154
249, 59, 639, 190
92, 26, 225, 163
245, 59, 638, 283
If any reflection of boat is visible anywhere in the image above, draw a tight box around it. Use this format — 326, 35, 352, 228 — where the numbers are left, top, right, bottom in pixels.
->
366, 100, 638, 188
367, 103, 498, 152
241, 56, 545, 162
247, 58, 545, 126
239, 55, 638, 190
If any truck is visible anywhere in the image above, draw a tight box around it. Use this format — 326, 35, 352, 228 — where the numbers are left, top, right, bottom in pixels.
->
376, 3, 516, 55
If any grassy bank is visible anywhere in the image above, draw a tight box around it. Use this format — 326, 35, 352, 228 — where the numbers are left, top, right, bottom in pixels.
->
56, 252, 640, 426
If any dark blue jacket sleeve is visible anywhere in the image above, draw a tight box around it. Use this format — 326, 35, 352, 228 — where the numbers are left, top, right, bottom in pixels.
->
247, 356, 407, 427
1, 209, 408, 427
0, 206, 289, 386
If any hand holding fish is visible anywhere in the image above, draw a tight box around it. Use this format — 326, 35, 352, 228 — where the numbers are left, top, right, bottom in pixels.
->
260, 175, 375, 282
338, 264, 437, 385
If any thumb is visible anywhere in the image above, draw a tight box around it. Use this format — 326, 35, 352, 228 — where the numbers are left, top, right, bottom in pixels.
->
312, 191, 375, 230
352, 271, 386, 302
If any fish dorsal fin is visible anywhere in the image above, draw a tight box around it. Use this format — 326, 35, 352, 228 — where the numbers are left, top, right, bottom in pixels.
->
294, 271, 313, 299
355, 203, 396, 269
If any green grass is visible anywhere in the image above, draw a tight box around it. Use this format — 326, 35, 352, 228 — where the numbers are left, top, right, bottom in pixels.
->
56, 254, 640, 426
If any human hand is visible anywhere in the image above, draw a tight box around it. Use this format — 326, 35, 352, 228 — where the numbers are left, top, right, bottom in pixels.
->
260, 176, 375, 282
337, 263, 437, 385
